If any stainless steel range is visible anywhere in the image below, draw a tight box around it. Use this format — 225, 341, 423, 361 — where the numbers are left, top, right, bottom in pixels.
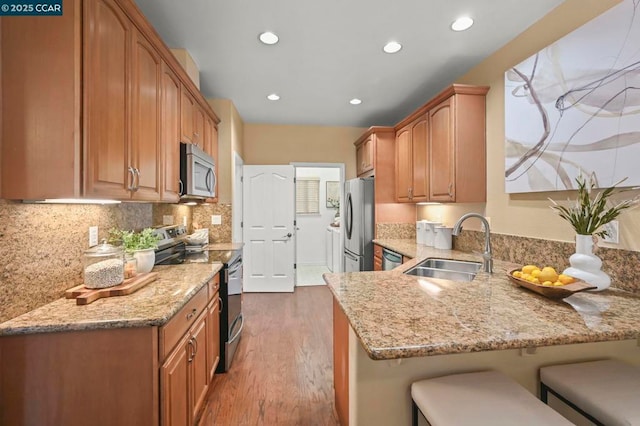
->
216, 250, 243, 373
152, 225, 188, 265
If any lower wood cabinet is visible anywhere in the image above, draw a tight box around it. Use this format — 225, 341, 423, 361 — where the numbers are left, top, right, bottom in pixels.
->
0, 273, 222, 426
373, 244, 383, 271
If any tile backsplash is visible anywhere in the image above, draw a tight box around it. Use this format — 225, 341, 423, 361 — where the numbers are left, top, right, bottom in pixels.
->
454, 230, 640, 294
0, 200, 235, 323
0, 201, 152, 322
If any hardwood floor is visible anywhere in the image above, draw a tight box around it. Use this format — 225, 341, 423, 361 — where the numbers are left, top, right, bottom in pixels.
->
199, 286, 340, 426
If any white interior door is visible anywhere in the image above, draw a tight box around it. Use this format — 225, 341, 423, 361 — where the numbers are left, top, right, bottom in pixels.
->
242, 165, 295, 292
232, 153, 243, 243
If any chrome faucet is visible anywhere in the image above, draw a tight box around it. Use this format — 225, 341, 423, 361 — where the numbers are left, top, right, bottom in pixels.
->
452, 213, 493, 274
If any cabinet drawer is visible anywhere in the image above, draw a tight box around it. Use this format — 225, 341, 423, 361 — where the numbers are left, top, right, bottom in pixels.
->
208, 273, 220, 299
160, 285, 209, 360
373, 244, 383, 259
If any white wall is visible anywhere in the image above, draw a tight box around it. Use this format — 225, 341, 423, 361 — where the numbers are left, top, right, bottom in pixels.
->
296, 167, 341, 265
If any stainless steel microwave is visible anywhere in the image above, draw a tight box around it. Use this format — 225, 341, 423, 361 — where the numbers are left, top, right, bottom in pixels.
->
179, 142, 216, 199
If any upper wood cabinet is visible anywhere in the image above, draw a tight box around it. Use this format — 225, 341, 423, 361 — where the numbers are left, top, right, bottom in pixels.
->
160, 64, 182, 202
1, 0, 221, 201
395, 115, 428, 203
83, 0, 132, 200
355, 136, 374, 176
181, 89, 196, 144
428, 87, 489, 203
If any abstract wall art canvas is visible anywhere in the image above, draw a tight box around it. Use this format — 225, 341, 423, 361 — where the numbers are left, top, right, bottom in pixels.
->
504, 0, 640, 193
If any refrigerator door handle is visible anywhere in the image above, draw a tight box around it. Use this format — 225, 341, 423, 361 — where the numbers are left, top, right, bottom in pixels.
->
344, 250, 357, 261
346, 192, 353, 240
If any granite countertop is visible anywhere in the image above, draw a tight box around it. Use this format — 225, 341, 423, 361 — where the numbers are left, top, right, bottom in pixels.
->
326, 239, 640, 360
0, 262, 223, 336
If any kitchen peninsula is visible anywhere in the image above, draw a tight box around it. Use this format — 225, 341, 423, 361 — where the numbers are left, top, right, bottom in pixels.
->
325, 240, 640, 425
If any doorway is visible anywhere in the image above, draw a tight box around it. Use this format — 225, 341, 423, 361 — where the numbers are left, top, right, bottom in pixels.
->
292, 163, 344, 287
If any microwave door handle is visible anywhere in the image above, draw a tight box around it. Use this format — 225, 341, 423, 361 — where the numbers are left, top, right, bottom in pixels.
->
205, 168, 213, 192
210, 168, 217, 196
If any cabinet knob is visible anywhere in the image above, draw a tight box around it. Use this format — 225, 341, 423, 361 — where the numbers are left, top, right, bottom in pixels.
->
448, 183, 453, 198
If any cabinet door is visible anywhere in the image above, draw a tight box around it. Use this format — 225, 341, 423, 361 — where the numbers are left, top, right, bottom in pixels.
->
206, 296, 220, 382
410, 115, 428, 202
131, 30, 161, 201
429, 97, 455, 202
363, 137, 374, 173
356, 143, 365, 176
204, 116, 219, 203
160, 63, 181, 202
83, 0, 132, 199
395, 126, 412, 202
193, 106, 205, 148
191, 312, 209, 422
181, 89, 195, 143
161, 334, 190, 426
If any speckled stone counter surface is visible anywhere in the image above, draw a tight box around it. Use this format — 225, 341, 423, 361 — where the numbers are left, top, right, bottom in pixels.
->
0, 262, 223, 336
327, 240, 640, 360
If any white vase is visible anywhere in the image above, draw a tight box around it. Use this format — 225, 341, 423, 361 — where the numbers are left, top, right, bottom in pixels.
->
133, 248, 155, 274
563, 234, 611, 291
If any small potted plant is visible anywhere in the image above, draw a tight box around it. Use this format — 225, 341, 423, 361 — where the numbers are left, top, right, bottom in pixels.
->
109, 228, 160, 274
549, 173, 639, 290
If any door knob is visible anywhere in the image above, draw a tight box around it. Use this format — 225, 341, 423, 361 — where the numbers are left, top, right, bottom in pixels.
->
283, 233, 292, 238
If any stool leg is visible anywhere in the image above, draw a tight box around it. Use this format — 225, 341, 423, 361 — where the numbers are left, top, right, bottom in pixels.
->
412, 400, 419, 426
540, 382, 549, 404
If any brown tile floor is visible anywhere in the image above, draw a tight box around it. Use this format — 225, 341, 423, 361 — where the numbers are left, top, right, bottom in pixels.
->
199, 286, 340, 426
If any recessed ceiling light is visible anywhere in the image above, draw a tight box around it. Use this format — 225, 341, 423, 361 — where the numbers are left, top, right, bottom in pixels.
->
349, 98, 362, 105
259, 31, 279, 45
267, 93, 280, 101
383, 41, 402, 54
451, 16, 474, 31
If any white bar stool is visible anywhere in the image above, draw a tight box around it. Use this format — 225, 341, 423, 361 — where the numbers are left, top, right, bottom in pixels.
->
411, 370, 572, 425
540, 359, 640, 426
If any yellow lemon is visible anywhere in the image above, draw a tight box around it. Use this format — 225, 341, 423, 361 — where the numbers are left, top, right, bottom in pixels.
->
558, 274, 575, 285
542, 281, 553, 286
553, 281, 564, 286
538, 267, 558, 283
531, 269, 542, 278
522, 265, 539, 275
512, 271, 522, 278
521, 273, 531, 281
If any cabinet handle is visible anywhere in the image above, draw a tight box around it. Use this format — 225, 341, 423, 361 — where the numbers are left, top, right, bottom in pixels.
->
133, 167, 140, 191
187, 338, 195, 362
127, 167, 135, 191
408, 187, 413, 200
179, 180, 183, 195
186, 307, 197, 321
218, 296, 223, 314
448, 183, 453, 198
192, 334, 198, 355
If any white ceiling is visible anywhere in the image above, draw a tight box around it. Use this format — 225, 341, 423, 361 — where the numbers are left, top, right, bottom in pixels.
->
134, 0, 565, 127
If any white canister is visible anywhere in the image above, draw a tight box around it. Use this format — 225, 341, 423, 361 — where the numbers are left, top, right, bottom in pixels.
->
416, 221, 428, 245
434, 226, 453, 250
424, 221, 442, 247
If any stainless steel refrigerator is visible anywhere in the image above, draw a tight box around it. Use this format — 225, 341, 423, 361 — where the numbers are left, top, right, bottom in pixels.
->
344, 177, 374, 272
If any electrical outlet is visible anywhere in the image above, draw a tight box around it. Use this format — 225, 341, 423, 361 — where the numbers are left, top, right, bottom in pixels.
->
89, 226, 99, 247
211, 215, 222, 225
182, 216, 188, 227
162, 215, 173, 225
602, 220, 619, 244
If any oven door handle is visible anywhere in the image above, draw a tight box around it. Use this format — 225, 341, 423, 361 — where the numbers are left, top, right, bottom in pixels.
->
227, 262, 242, 276
156, 251, 184, 265
228, 314, 244, 344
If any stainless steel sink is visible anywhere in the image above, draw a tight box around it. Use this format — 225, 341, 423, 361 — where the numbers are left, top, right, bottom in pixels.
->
404, 258, 482, 282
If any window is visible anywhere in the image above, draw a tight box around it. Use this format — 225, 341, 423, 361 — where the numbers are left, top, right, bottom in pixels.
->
296, 177, 320, 214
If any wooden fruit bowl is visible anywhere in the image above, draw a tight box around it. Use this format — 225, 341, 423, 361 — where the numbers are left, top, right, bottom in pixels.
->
507, 269, 596, 300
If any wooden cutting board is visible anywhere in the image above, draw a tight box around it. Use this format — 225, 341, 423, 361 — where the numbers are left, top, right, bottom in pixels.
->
65, 272, 158, 305
507, 269, 596, 299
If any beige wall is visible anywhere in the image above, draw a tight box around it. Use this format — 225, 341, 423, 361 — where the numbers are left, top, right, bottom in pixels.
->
170, 48, 200, 89
421, 0, 640, 251
208, 99, 244, 204
243, 124, 365, 179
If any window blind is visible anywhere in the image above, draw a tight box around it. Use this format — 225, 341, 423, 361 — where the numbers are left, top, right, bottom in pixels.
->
296, 178, 320, 214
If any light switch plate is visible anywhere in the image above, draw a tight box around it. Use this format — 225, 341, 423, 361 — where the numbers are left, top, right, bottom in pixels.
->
602, 220, 619, 244
211, 215, 222, 225
162, 215, 173, 225
89, 226, 99, 247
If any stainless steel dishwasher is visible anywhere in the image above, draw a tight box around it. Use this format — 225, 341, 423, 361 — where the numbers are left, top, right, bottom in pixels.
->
382, 248, 402, 270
